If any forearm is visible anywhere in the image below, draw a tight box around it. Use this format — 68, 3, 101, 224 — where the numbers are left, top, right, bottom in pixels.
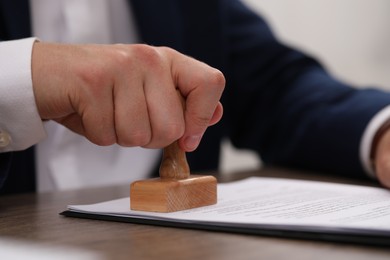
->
224, 0, 390, 176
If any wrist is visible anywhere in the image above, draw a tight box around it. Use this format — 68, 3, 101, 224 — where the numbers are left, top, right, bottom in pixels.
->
370, 119, 390, 171
371, 120, 390, 188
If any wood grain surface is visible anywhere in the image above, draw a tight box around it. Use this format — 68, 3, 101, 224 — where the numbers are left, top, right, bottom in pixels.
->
0, 167, 389, 260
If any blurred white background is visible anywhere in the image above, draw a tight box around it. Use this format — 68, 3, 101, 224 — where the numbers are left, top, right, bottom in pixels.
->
220, 0, 390, 174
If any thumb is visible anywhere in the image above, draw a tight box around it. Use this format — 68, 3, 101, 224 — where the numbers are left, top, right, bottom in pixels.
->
168, 49, 225, 152
179, 99, 224, 152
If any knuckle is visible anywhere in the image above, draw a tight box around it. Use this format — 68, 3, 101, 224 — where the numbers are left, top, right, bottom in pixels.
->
132, 44, 163, 68
157, 46, 175, 56
160, 123, 184, 143
75, 66, 110, 101
76, 62, 106, 91
83, 114, 116, 146
192, 68, 225, 95
111, 44, 165, 73
88, 133, 116, 147
188, 112, 211, 128
117, 131, 151, 147
208, 69, 226, 89
143, 123, 184, 148
110, 48, 135, 70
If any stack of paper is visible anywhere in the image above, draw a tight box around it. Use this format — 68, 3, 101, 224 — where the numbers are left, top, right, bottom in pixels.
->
62, 177, 390, 245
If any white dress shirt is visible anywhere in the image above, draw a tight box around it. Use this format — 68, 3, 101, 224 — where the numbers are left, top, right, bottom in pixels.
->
0, 38, 46, 152
31, 0, 160, 191
0, 0, 387, 191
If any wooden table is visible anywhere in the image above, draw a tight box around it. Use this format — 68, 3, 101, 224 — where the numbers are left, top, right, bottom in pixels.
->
1, 167, 389, 260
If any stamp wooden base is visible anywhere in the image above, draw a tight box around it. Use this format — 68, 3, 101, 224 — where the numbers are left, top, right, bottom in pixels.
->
130, 175, 217, 213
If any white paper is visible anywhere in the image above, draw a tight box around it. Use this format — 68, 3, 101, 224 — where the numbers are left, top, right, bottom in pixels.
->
67, 177, 390, 235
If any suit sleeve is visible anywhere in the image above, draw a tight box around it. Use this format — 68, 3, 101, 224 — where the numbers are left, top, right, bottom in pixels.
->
222, 0, 390, 177
0, 152, 11, 188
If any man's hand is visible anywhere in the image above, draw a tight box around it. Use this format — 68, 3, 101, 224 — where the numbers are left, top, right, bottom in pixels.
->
31, 42, 225, 151
373, 128, 390, 188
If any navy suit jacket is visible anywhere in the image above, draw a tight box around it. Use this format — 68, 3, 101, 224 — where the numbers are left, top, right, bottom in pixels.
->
2, 0, 390, 193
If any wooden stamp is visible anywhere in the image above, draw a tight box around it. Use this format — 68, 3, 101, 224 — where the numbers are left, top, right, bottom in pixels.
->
130, 141, 217, 212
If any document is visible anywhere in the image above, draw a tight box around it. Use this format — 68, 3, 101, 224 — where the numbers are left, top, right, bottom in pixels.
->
62, 177, 390, 245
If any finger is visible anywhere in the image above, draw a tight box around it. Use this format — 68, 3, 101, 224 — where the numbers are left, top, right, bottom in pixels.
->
208, 102, 223, 126
170, 52, 225, 151
175, 102, 222, 151
82, 108, 116, 146
55, 114, 85, 136
114, 70, 152, 147
142, 64, 184, 148
78, 83, 117, 146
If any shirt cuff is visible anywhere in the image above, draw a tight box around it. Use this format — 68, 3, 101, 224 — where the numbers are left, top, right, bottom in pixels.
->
0, 38, 46, 152
360, 105, 390, 178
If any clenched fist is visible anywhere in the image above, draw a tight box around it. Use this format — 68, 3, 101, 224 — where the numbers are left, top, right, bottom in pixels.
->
31, 42, 225, 151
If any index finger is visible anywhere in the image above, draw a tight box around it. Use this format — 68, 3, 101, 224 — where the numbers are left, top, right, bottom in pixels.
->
169, 50, 225, 151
